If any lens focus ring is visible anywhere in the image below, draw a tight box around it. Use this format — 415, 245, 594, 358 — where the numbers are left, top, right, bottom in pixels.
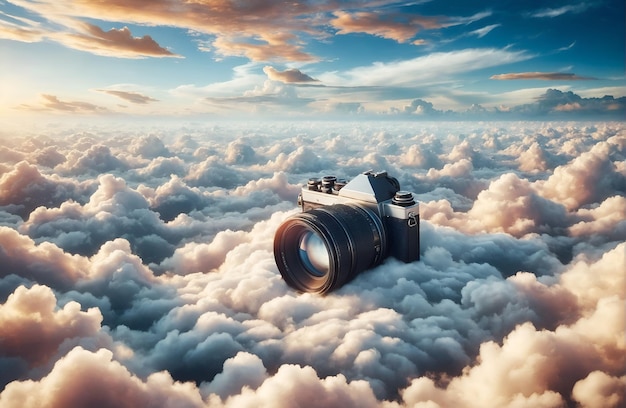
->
274, 204, 387, 294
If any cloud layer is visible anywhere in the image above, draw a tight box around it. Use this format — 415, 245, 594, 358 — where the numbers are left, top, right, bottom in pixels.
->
0, 121, 624, 407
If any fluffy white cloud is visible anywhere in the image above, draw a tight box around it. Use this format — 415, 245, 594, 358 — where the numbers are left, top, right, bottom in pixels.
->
0, 121, 624, 407
0, 285, 102, 366
539, 141, 626, 210
572, 371, 626, 408
0, 161, 89, 218
0, 346, 204, 408
399, 243, 626, 407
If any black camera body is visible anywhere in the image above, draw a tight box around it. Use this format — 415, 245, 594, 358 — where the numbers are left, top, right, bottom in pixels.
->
274, 171, 420, 294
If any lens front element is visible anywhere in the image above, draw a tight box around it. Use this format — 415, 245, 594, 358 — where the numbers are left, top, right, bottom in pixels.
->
299, 231, 330, 277
274, 204, 386, 294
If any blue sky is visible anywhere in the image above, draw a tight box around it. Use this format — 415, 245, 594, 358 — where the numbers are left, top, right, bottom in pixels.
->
1, 0, 624, 122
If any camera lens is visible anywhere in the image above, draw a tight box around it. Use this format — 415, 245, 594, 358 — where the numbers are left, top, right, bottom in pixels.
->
298, 230, 330, 277
274, 204, 386, 294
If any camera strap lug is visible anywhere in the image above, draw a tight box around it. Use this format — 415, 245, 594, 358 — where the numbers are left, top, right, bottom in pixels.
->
407, 212, 418, 228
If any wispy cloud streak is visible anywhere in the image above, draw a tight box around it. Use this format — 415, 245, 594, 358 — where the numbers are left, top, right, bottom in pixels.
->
491, 72, 596, 81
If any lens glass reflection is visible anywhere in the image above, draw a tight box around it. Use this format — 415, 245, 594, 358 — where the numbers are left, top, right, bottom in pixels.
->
298, 231, 330, 277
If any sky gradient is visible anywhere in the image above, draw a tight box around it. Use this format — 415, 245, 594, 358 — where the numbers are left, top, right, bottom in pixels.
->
1, 0, 625, 123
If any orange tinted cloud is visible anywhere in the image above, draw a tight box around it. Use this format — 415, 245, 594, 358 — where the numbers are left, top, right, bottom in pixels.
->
6, 1, 492, 62
0, 12, 45, 42
491, 72, 596, 80
329, 9, 487, 43
0, 346, 204, 408
263, 66, 318, 83
9, 0, 327, 61
98, 89, 159, 104
330, 11, 427, 42
18, 94, 108, 113
1, 5, 178, 58
58, 23, 179, 58
212, 34, 315, 62
0, 285, 101, 366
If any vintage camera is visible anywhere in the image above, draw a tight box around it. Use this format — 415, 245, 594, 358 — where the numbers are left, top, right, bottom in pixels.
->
274, 170, 420, 294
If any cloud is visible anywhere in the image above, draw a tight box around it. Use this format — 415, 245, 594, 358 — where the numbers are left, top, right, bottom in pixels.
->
320, 101, 365, 115
329, 9, 492, 43
467, 173, 568, 236
1, 1, 492, 63
557, 41, 576, 52
145, 175, 207, 222
0, 346, 205, 408
59, 23, 180, 59
517, 142, 557, 173
204, 80, 316, 114
18, 174, 178, 263
532, 3, 593, 18
98, 89, 160, 104
569, 196, 626, 242
0, 121, 624, 407
330, 11, 433, 43
399, 144, 443, 169
572, 371, 626, 408
530, 89, 626, 116
0, 11, 45, 42
0, 285, 102, 366
399, 241, 626, 407
1, 7, 179, 59
491, 72, 596, 80
34, 146, 66, 168
212, 34, 315, 62
263, 66, 318, 84
225, 140, 258, 165
59, 144, 129, 175
336, 48, 531, 87
469, 23, 500, 38
213, 360, 381, 407
265, 146, 331, 173
186, 158, 246, 188
402, 99, 441, 116
18, 94, 109, 113
0, 227, 90, 289
0, 161, 89, 218
159, 229, 251, 275
538, 141, 626, 210
4, 0, 331, 61
129, 135, 171, 159
453, 89, 626, 120
136, 157, 186, 180
201, 352, 267, 400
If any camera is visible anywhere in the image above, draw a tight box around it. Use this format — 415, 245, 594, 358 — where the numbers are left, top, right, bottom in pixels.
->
274, 171, 420, 294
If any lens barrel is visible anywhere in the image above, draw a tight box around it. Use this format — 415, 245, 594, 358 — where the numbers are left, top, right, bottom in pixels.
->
274, 204, 386, 294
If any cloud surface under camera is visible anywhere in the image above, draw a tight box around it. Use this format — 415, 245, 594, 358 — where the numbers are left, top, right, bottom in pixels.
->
0, 121, 624, 407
